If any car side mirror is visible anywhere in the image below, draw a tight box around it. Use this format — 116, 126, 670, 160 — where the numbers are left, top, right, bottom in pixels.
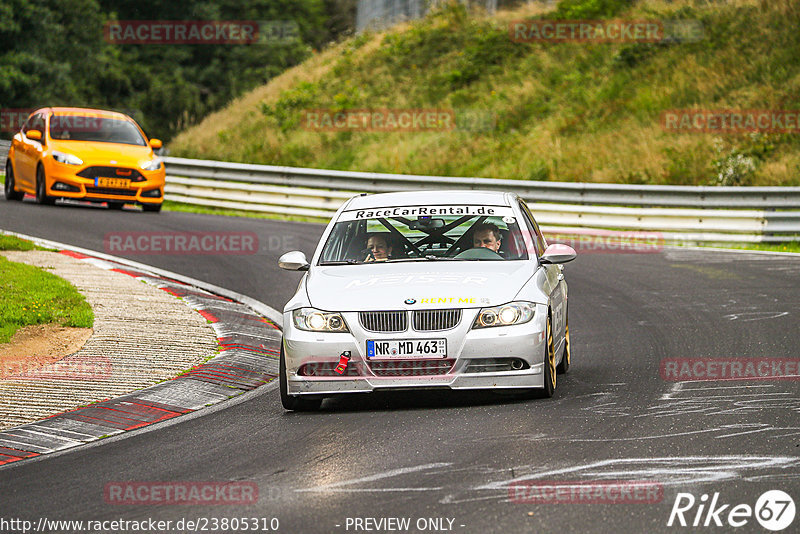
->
278, 250, 310, 271
26, 129, 42, 141
540, 243, 577, 264
149, 138, 162, 149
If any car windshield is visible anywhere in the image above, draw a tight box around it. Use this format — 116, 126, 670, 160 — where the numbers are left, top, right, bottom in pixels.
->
319, 204, 530, 265
49, 115, 147, 146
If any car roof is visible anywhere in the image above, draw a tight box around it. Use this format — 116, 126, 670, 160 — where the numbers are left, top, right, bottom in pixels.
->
343, 190, 514, 211
36, 107, 132, 120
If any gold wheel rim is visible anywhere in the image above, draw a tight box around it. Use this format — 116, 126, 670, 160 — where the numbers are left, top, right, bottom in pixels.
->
564, 321, 571, 367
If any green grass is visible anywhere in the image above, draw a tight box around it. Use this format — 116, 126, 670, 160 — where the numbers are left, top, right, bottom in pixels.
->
0, 256, 94, 343
0, 235, 38, 251
170, 0, 800, 186
696, 240, 800, 254
162, 200, 329, 224
0, 234, 52, 251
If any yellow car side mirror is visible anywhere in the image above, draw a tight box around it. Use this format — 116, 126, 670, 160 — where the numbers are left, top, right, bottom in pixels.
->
149, 138, 162, 149
26, 129, 42, 141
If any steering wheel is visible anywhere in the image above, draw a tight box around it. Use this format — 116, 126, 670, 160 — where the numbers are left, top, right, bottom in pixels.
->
454, 247, 503, 260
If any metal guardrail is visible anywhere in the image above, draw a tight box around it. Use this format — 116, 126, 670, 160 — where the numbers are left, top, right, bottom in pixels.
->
0, 140, 10, 165
163, 156, 800, 243
163, 156, 800, 209
1, 146, 796, 242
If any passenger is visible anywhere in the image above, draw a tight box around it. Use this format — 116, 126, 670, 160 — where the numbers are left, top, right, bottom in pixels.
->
472, 222, 502, 253
365, 234, 393, 262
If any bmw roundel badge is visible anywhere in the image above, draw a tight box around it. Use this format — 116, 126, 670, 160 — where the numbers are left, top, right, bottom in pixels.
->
404, 298, 416, 305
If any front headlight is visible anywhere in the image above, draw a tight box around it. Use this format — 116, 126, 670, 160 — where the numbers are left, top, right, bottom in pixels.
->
472, 301, 535, 329
141, 158, 162, 171
293, 308, 349, 332
52, 150, 83, 166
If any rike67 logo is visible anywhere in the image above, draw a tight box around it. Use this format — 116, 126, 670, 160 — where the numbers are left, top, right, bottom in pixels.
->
668, 490, 795, 531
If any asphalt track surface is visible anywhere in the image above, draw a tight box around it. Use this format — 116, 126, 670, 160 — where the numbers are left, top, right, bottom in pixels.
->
1, 199, 799, 534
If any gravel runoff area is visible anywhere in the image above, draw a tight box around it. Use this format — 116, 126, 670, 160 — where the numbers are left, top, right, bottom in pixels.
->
0, 250, 218, 431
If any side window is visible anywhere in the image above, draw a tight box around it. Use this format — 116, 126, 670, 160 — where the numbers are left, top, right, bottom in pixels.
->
518, 201, 547, 257
21, 115, 34, 135
27, 114, 46, 143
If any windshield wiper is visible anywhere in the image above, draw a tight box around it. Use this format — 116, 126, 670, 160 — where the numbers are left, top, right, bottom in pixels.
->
319, 259, 359, 265
385, 255, 458, 262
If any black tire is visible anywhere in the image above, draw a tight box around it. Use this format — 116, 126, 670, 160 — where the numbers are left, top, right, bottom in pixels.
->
557, 311, 571, 374
107, 202, 125, 210
4, 160, 24, 201
141, 203, 162, 213
536, 314, 557, 398
280, 343, 322, 411
35, 166, 55, 205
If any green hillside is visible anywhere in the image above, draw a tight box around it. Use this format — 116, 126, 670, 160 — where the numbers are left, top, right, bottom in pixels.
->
169, 0, 800, 186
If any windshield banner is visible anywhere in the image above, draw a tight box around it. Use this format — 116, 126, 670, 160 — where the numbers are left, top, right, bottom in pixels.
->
340, 205, 515, 221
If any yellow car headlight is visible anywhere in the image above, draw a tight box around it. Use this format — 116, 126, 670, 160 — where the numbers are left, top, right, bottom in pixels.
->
52, 150, 83, 166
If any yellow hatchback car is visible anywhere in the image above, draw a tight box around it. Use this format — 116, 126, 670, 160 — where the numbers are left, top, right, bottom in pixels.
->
4, 107, 165, 212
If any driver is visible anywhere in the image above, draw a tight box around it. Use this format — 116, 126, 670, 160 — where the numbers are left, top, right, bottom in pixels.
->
365, 233, 393, 262
472, 222, 502, 253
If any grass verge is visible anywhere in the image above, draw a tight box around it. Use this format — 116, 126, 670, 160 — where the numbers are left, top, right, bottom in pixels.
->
162, 200, 329, 224
0, 256, 94, 343
0, 234, 53, 252
698, 241, 800, 254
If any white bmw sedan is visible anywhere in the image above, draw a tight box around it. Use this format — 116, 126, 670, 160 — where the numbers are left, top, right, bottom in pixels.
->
277, 191, 576, 410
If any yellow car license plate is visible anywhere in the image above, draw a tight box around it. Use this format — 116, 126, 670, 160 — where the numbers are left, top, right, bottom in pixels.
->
97, 177, 131, 188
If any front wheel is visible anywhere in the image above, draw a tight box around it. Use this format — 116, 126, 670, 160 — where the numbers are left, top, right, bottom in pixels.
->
536, 314, 557, 398
280, 343, 322, 411
557, 312, 571, 374
141, 203, 162, 213
35, 166, 55, 205
4, 160, 24, 201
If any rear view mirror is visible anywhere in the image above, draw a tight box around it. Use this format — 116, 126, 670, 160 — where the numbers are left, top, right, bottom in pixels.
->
149, 138, 162, 149
278, 250, 310, 271
26, 130, 42, 141
409, 217, 444, 230
540, 243, 577, 264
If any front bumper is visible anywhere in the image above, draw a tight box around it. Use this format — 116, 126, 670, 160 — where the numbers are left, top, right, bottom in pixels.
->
282, 305, 549, 396
44, 163, 164, 205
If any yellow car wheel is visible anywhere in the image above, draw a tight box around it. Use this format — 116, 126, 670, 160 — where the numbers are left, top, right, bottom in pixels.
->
35, 166, 55, 205
4, 161, 24, 201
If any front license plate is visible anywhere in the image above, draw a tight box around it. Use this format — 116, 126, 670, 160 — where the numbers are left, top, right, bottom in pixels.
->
366, 339, 447, 359
96, 177, 131, 188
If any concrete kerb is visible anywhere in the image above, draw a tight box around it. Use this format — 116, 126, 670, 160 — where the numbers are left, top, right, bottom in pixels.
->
0, 230, 285, 469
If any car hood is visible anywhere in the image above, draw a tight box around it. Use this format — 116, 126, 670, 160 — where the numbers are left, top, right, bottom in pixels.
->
49, 141, 154, 167
306, 261, 535, 311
